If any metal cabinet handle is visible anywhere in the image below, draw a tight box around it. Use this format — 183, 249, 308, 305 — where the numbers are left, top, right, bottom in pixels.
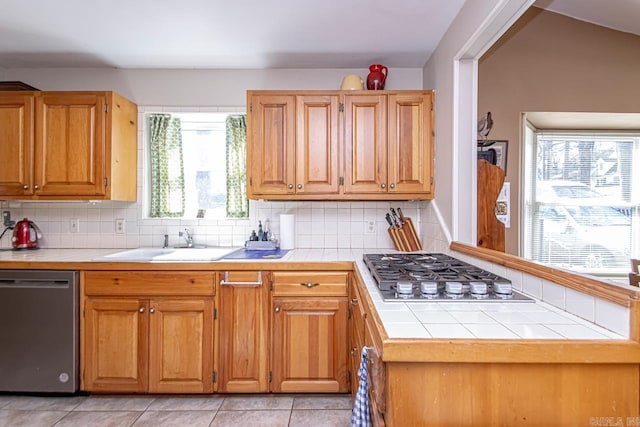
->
220, 271, 263, 287
149, 307, 155, 314
381, 183, 386, 189
288, 184, 293, 189
351, 347, 358, 356
23, 185, 28, 190
297, 184, 302, 189
350, 298, 358, 305
300, 282, 319, 288
390, 183, 395, 189
274, 306, 280, 313
139, 307, 145, 313
34, 185, 39, 190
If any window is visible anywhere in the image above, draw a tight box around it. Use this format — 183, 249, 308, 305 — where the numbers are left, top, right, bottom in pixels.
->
523, 127, 639, 275
146, 111, 248, 219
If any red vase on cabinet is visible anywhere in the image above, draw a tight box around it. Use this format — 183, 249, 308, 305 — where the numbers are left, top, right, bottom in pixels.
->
366, 64, 388, 90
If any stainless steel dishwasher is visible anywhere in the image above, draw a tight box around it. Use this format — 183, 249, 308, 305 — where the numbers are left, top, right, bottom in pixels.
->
0, 270, 79, 393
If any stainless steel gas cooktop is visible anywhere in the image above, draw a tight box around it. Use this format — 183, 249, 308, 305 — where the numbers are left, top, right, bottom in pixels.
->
363, 253, 534, 302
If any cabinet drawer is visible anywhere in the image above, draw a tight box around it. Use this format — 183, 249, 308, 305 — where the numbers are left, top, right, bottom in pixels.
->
84, 271, 215, 296
272, 272, 348, 296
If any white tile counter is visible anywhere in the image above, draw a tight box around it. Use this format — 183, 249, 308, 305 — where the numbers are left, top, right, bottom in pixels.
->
0, 247, 628, 340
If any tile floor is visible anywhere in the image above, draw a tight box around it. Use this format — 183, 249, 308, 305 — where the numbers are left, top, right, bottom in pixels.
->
0, 394, 354, 427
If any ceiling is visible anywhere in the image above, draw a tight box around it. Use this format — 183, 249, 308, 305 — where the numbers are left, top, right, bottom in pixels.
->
0, 0, 466, 69
0, 0, 638, 70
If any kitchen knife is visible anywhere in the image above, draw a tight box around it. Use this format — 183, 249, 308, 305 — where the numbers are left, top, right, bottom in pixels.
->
398, 207, 422, 251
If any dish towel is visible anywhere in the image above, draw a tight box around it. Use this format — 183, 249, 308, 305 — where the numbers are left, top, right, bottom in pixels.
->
351, 347, 371, 427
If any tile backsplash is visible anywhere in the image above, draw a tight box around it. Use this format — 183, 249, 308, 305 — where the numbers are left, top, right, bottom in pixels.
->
0, 199, 425, 250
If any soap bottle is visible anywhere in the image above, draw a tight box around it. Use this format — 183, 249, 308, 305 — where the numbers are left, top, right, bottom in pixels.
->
257, 220, 263, 241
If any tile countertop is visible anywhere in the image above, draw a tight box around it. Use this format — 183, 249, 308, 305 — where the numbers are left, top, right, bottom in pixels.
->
0, 248, 626, 341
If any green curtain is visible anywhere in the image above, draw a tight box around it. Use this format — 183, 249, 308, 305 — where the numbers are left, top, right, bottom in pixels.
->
149, 114, 185, 217
226, 115, 249, 218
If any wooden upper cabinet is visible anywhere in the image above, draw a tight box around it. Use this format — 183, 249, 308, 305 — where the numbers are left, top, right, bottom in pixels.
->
35, 93, 107, 197
246, 90, 434, 200
343, 94, 387, 194
388, 92, 434, 195
0, 91, 137, 200
247, 93, 296, 196
0, 93, 35, 196
295, 95, 340, 195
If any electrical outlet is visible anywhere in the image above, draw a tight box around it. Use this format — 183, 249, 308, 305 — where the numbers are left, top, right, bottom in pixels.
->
115, 218, 126, 234
365, 220, 376, 234
70, 218, 79, 233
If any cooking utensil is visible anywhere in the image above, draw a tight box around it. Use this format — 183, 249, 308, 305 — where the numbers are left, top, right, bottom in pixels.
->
397, 207, 422, 251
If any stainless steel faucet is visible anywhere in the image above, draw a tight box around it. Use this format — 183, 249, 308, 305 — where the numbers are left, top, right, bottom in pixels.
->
179, 228, 193, 247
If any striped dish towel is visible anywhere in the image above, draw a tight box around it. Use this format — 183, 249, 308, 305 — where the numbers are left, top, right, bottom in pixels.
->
351, 347, 371, 426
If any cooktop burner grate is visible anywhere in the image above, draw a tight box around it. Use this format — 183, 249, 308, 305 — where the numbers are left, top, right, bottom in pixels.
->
363, 253, 534, 302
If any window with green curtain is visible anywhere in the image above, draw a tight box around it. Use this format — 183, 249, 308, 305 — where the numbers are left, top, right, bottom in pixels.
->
225, 115, 249, 218
149, 114, 185, 217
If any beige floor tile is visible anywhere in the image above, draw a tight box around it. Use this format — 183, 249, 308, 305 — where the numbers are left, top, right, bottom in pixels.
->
210, 410, 290, 427
146, 396, 223, 411
289, 409, 352, 427
218, 396, 293, 411
0, 409, 68, 427
54, 411, 142, 427
74, 396, 155, 412
0, 395, 87, 411
132, 410, 216, 427
292, 395, 353, 410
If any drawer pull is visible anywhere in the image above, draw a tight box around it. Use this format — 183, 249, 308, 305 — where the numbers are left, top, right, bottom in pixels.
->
274, 306, 281, 313
300, 282, 319, 288
350, 298, 358, 305
220, 271, 263, 287
138, 307, 145, 313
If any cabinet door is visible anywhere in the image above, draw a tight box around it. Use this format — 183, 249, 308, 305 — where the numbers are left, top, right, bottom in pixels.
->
343, 94, 387, 194
388, 92, 433, 194
271, 297, 348, 393
34, 93, 107, 196
148, 299, 214, 393
218, 271, 269, 392
247, 93, 296, 196
0, 93, 35, 196
83, 298, 148, 393
295, 95, 340, 194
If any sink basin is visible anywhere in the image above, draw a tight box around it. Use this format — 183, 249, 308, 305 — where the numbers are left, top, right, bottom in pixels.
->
93, 247, 240, 262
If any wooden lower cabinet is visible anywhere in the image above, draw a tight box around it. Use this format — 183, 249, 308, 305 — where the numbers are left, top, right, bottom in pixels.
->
271, 297, 348, 392
271, 271, 349, 393
148, 299, 213, 393
84, 298, 148, 393
83, 297, 214, 393
217, 271, 269, 392
81, 271, 215, 394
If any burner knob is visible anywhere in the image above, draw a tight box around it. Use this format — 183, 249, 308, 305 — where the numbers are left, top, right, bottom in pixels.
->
469, 281, 488, 295
493, 281, 513, 295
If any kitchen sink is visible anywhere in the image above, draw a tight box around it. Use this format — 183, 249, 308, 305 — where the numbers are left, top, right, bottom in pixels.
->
93, 247, 240, 262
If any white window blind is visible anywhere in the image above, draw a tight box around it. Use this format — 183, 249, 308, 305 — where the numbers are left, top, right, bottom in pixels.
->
523, 131, 639, 275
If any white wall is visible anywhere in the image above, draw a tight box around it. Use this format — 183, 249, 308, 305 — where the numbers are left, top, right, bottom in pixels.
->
421, 0, 533, 249
0, 67, 429, 250
2, 67, 422, 105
